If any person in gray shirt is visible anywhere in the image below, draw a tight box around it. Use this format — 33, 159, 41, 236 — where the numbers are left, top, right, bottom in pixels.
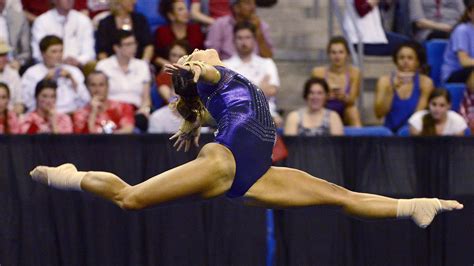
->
410, 0, 465, 41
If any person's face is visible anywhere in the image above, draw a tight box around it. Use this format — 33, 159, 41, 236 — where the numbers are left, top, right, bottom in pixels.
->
0, 54, 8, 71
87, 74, 109, 100
36, 88, 56, 112
306, 84, 327, 111
169, 45, 187, 64
234, 28, 255, 56
115, 36, 137, 59
119, 0, 136, 13
429, 95, 450, 120
0, 87, 9, 113
54, 0, 75, 11
234, 0, 256, 20
329, 43, 348, 67
396, 47, 419, 72
177, 48, 219, 64
467, 71, 474, 92
169, 1, 189, 24
42, 44, 63, 67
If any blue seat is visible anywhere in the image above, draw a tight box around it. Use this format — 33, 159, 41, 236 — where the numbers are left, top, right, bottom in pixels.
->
397, 125, 410, 136
443, 83, 466, 112
425, 39, 448, 87
465, 127, 471, 136
344, 126, 393, 136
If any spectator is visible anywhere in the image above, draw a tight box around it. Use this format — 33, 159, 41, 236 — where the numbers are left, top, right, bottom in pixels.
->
22, 35, 90, 114
20, 79, 73, 134
0, 0, 31, 69
96, 30, 151, 131
441, 0, 474, 83
375, 42, 434, 132
312, 36, 362, 126
154, 0, 204, 67
410, 0, 464, 42
0, 41, 22, 114
31, 0, 95, 67
284, 77, 344, 136
148, 94, 183, 133
223, 21, 281, 125
22, 0, 88, 23
460, 70, 474, 132
205, 0, 272, 60
344, 0, 409, 56
0, 82, 20, 134
190, 0, 231, 26
73, 71, 135, 134
409, 88, 467, 135
156, 40, 189, 103
97, 0, 153, 62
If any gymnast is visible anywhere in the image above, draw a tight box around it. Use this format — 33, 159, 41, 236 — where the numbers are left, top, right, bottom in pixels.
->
30, 49, 463, 228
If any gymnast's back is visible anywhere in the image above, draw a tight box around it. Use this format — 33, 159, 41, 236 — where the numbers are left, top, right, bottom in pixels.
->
197, 66, 277, 197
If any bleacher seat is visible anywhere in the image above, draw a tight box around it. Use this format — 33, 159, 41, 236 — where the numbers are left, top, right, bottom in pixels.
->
444, 83, 466, 112
344, 126, 393, 136
425, 39, 448, 87
397, 125, 410, 136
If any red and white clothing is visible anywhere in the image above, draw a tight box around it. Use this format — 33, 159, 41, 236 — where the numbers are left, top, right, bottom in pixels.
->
20, 110, 73, 134
73, 100, 135, 134
0, 111, 20, 134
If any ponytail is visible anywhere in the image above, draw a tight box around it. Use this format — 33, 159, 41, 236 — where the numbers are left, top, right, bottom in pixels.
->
171, 74, 205, 123
421, 113, 437, 136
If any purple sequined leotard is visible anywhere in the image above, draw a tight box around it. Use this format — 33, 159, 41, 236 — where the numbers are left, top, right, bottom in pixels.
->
197, 66, 276, 198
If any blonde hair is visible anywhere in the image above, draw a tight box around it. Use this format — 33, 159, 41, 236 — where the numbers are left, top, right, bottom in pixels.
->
109, 0, 123, 15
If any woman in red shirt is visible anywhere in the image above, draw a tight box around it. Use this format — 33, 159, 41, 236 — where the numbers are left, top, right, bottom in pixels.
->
154, 0, 204, 67
20, 79, 73, 134
0, 83, 20, 134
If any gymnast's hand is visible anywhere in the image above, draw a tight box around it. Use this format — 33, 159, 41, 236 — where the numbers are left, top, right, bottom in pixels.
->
169, 121, 201, 152
164, 63, 202, 83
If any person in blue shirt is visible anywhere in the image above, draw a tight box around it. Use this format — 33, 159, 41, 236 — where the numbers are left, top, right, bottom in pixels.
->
441, 0, 474, 83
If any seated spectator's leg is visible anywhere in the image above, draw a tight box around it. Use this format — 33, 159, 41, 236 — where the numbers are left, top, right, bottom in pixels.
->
426, 30, 450, 40
446, 67, 474, 83
344, 105, 362, 127
361, 32, 410, 56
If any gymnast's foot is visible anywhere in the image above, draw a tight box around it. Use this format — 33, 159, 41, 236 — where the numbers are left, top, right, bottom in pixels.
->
397, 198, 463, 228
30, 163, 84, 191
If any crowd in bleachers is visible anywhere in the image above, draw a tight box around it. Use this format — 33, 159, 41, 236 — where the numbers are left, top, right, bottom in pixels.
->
0, 0, 473, 137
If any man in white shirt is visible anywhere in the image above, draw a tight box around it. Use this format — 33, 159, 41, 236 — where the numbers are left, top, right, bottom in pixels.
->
31, 0, 95, 67
223, 21, 281, 125
0, 41, 22, 114
96, 30, 151, 117
21, 35, 90, 114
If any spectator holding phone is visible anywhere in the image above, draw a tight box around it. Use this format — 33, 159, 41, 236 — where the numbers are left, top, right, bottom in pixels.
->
312, 36, 362, 126
375, 42, 434, 132
21, 35, 90, 114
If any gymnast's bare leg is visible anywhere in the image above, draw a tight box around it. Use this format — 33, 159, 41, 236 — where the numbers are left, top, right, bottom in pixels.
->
30, 143, 236, 210
243, 167, 463, 228
31, 144, 462, 228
